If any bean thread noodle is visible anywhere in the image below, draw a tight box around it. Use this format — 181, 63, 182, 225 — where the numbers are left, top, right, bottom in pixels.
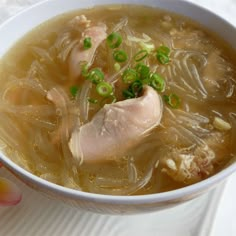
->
0, 5, 235, 195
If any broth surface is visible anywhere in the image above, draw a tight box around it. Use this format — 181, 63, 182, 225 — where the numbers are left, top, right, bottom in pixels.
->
0, 5, 236, 195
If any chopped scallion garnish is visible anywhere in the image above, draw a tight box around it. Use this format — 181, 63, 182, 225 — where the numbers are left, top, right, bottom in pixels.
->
130, 80, 143, 96
113, 50, 128, 63
123, 89, 135, 99
156, 45, 170, 65
83, 37, 92, 50
135, 63, 150, 80
96, 82, 113, 97
81, 63, 89, 77
157, 46, 170, 55
163, 93, 180, 109
87, 68, 104, 84
122, 80, 143, 99
122, 68, 138, 84
157, 53, 170, 64
150, 73, 165, 92
134, 49, 148, 62
70, 86, 79, 98
107, 32, 122, 49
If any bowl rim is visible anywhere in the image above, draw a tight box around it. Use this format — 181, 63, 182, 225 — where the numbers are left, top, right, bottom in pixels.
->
2, 151, 236, 204
0, 0, 236, 205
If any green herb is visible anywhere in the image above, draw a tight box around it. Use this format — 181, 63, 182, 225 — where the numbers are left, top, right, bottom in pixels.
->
107, 32, 122, 49
81, 63, 89, 77
87, 68, 104, 84
156, 45, 170, 65
135, 63, 150, 80
83, 37, 92, 50
122, 68, 138, 84
123, 89, 135, 99
134, 49, 148, 62
113, 50, 128, 63
157, 46, 170, 55
130, 80, 143, 96
70, 86, 79, 98
96, 82, 113, 97
163, 93, 180, 109
150, 73, 165, 92
156, 53, 170, 64
122, 80, 143, 99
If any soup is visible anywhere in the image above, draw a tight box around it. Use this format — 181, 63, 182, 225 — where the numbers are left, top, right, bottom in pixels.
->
0, 5, 236, 195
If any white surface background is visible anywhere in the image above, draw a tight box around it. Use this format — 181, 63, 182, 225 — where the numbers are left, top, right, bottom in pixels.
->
0, 0, 236, 235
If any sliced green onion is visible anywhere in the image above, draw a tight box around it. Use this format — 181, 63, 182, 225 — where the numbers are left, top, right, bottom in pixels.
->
81, 63, 89, 77
123, 80, 143, 99
157, 46, 170, 55
122, 68, 138, 84
130, 80, 143, 96
113, 50, 128, 63
96, 82, 113, 97
163, 93, 180, 109
87, 68, 104, 84
135, 63, 150, 80
157, 53, 170, 64
107, 32, 122, 49
70, 86, 79, 98
134, 50, 148, 62
156, 45, 170, 65
150, 73, 165, 92
83, 37, 92, 50
114, 62, 121, 72
123, 89, 135, 99
87, 98, 98, 104
142, 78, 151, 85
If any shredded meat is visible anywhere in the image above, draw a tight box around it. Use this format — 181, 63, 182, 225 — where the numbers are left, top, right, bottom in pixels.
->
161, 132, 229, 184
69, 15, 91, 28
162, 145, 215, 184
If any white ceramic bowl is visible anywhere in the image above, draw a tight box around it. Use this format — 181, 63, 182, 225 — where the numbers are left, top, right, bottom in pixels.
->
0, 0, 236, 214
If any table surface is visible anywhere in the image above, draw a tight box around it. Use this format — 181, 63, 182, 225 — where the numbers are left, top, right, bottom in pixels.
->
0, 0, 236, 236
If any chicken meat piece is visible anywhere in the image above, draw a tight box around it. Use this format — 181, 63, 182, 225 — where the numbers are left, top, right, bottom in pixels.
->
69, 23, 107, 80
69, 86, 163, 164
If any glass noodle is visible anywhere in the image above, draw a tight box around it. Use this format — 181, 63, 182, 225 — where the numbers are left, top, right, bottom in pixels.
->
0, 5, 235, 195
